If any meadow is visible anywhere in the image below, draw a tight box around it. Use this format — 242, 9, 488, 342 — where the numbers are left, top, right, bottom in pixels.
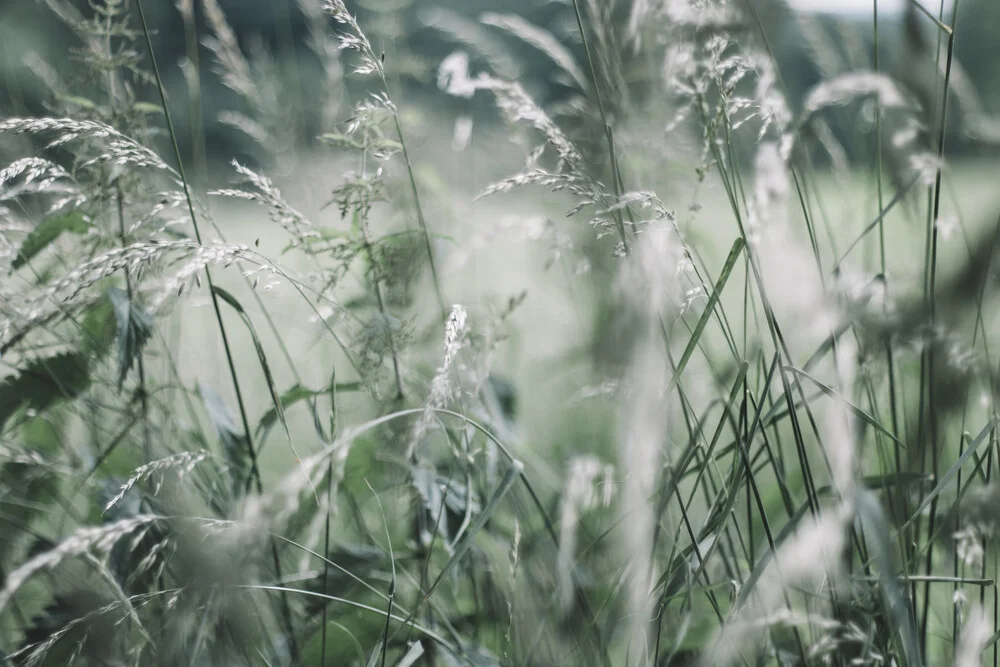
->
2, 0, 1000, 666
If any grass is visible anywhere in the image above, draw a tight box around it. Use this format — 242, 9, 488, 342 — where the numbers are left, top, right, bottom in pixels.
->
2, 0, 1000, 665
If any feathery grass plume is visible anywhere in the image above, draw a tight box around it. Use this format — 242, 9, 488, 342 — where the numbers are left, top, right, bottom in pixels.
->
1, 240, 253, 342
420, 7, 521, 80
0, 117, 165, 168
406, 304, 469, 460
103, 451, 211, 513
210, 161, 316, 247
954, 605, 990, 667
480, 13, 589, 94
750, 142, 840, 348
798, 70, 937, 192
614, 222, 686, 662
946, 483, 1000, 569
700, 508, 849, 667
437, 51, 477, 100
0, 158, 73, 195
200, 0, 257, 102
663, 1, 792, 164
556, 455, 615, 613
201, 0, 298, 160
323, 0, 385, 79
0, 515, 161, 614
504, 517, 522, 662
472, 75, 587, 175
8, 594, 128, 667
296, 0, 345, 130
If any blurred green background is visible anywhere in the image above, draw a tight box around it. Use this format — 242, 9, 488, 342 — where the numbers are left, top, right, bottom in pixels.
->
3, 0, 999, 173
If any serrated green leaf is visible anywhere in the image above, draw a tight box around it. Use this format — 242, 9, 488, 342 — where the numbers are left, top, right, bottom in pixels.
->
81, 293, 117, 357
107, 288, 153, 390
0, 352, 90, 430
199, 383, 249, 497
411, 464, 447, 545
12, 212, 91, 270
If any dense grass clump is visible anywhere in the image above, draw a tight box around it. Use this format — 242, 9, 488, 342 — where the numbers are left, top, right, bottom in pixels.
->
3, 0, 1000, 665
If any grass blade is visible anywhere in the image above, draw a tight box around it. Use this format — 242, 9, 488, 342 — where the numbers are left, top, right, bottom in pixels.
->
672, 238, 745, 386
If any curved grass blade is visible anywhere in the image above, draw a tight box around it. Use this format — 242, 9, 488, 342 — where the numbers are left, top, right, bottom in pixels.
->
901, 419, 995, 532
392, 460, 524, 639
211, 286, 297, 456
785, 364, 903, 447
858, 489, 923, 667
671, 238, 744, 388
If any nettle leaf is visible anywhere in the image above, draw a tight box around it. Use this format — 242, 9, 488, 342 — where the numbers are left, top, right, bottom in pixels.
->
441, 476, 481, 517
411, 466, 481, 549
0, 432, 61, 563
12, 211, 92, 271
199, 384, 250, 496
81, 292, 117, 356
0, 352, 90, 430
411, 464, 447, 545
108, 287, 154, 390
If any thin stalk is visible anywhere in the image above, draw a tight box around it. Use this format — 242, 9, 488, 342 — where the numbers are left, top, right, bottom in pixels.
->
568, 0, 632, 255
359, 152, 404, 401
378, 72, 447, 322
133, 3, 300, 661
102, 10, 152, 464
116, 187, 152, 463
919, 5, 958, 649
179, 0, 207, 182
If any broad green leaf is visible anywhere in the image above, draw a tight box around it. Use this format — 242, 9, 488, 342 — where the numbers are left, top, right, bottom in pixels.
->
0, 352, 90, 429
199, 383, 250, 497
81, 292, 117, 357
12, 212, 91, 270
108, 287, 154, 390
